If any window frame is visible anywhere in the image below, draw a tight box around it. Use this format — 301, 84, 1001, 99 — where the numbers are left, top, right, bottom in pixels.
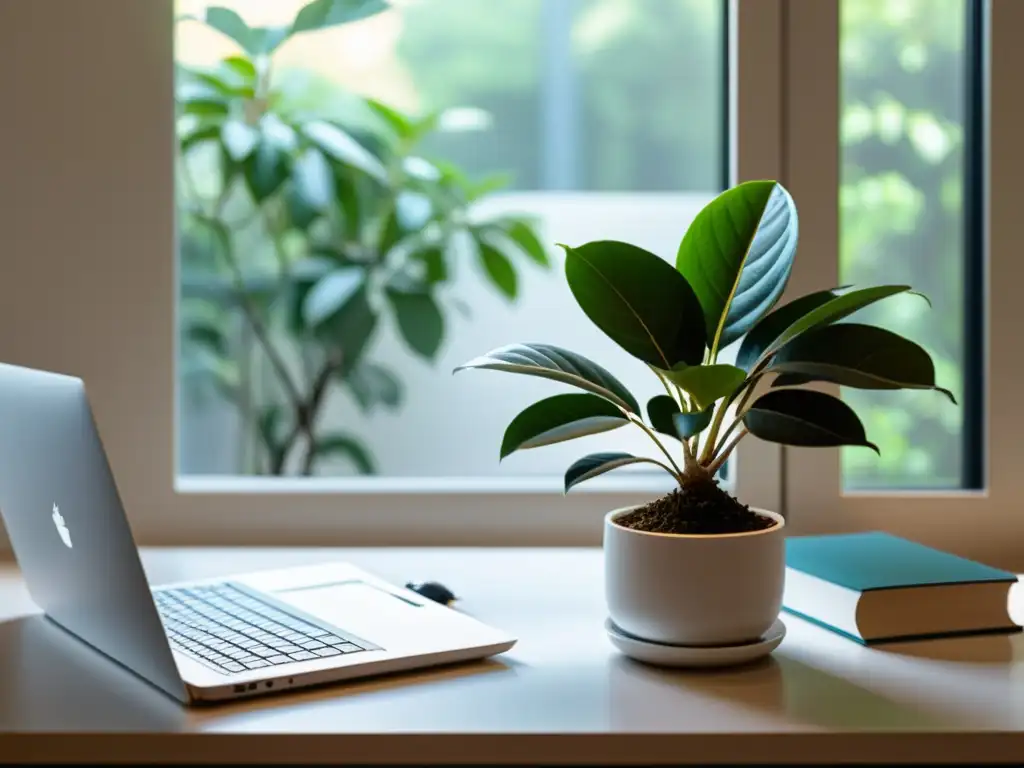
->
0, 0, 790, 549
782, 0, 1024, 570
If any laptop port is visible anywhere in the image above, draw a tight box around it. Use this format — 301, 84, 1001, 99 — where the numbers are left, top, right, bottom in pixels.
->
266, 681, 274, 688
233, 684, 246, 693
247, 683, 257, 691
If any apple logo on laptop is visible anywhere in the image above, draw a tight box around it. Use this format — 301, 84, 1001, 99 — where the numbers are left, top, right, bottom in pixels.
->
51, 503, 72, 548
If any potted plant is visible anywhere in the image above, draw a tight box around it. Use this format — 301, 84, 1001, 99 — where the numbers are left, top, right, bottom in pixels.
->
455, 180, 953, 654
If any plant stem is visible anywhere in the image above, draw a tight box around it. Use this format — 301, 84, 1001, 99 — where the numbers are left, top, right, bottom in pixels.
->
698, 397, 731, 464
629, 416, 685, 483
706, 428, 749, 476
712, 378, 761, 457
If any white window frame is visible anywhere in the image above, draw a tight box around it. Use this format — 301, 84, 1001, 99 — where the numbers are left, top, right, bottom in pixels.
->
781, 0, 1024, 570
0, 0, 794, 549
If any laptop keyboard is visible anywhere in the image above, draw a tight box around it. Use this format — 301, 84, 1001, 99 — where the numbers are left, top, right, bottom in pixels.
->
154, 583, 366, 675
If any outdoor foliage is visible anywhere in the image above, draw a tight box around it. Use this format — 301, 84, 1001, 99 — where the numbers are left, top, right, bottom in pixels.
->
457, 180, 955, 493
176, 0, 547, 475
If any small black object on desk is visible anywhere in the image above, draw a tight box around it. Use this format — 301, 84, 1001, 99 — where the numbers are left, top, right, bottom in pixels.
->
406, 581, 457, 606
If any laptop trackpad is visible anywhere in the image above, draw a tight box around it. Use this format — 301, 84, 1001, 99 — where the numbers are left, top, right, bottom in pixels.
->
273, 580, 422, 649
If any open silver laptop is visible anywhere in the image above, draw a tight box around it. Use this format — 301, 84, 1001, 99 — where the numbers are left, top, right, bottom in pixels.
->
0, 363, 516, 704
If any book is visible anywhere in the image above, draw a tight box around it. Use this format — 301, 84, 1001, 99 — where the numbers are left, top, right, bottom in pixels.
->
783, 531, 1021, 644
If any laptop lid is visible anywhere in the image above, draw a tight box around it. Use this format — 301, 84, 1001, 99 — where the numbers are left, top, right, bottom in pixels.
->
0, 363, 187, 702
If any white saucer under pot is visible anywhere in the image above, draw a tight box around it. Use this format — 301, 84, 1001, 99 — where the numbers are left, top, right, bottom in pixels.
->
603, 505, 786, 660
605, 617, 787, 668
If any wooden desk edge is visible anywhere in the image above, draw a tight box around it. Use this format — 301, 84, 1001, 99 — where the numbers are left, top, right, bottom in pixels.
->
1, 731, 1021, 764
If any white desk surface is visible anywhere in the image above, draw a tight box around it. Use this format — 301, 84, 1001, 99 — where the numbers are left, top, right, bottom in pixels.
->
1, 547, 1023, 764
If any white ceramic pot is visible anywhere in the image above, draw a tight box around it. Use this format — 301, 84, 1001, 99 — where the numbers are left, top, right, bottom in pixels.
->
604, 506, 785, 646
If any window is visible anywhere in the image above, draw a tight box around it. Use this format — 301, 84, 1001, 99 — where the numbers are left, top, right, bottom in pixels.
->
8, 0, 1023, 557
174, 0, 731, 485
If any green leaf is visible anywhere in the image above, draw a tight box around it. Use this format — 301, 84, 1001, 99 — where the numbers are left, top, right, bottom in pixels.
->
477, 239, 518, 300
201, 7, 254, 52
412, 246, 447, 284
454, 343, 640, 414
385, 287, 444, 360
292, 0, 388, 35
501, 394, 628, 460
768, 323, 957, 403
497, 217, 549, 267
761, 285, 917, 363
302, 267, 365, 329
191, 68, 253, 98
564, 452, 672, 492
743, 389, 879, 452
249, 26, 290, 55
244, 136, 290, 203
345, 362, 402, 411
330, 285, 378, 375
312, 433, 376, 474
562, 240, 706, 368
646, 395, 681, 439
180, 124, 221, 153
676, 180, 798, 353
365, 98, 417, 140
185, 320, 228, 356
222, 55, 257, 84
181, 98, 228, 118
736, 289, 841, 371
221, 119, 259, 162
290, 148, 334, 217
303, 121, 387, 183
673, 407, 715, 439
660, 364, 746, 410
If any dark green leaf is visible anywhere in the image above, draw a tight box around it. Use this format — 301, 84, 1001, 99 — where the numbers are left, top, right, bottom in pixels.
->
250, 26, 290, 55
385, 287, 444, 360
302, 267, 364, 329
185, 321, 228, 356
477, 239, 518, 300
563, 240, 706, 368
771, 373, 812, 388
303, 121, 387, 183
676, 180, 798, 352
244, 137, 290, 203
501, 394, 628, 460
292, 0, 388, 35
191, 69, 253, 98
201, 7, 253, 52
564, 452, 672, 492
768, 323, 957, 403
221, 119, 259, 162
322, 283, 378, 374
498, 218, 549, 267
365, 97, 416, 139
646, 395, 681, 439
180, 124, 221, 153
454, 343, 640, 414
412, 246, 447, 284
673, 407, 716, 439
345, 362, 402, 411
222, 55, 257, 83
743, 389, 879, 452
761, 285, 917, 362
312, 433, 376, 474
660, 364, 746, 410
736, 289, 841, 371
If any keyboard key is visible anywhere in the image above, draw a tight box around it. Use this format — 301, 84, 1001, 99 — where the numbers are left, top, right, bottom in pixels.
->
238, 639, 259, 649
314, 647, 341, 658
251, 647, 277, 658
336, 643, 362, 653
221, 662, 244, 672
243, 660, 270, 669
277, 644, 302, 654
299, 641, 325, 650
288, 651, 317, 661
305, 628, 328, 637
320, 635, 346, 644
266, 655, 290, 664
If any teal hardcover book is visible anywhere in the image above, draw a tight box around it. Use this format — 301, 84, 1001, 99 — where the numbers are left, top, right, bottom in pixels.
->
783, 532, 1021, 645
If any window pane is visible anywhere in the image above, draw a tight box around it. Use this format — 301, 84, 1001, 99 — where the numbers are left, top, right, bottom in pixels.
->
839, 0, 972, 490
175, 0, 726, 478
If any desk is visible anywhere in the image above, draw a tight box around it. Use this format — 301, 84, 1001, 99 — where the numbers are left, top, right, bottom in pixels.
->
1, 547, 1023, 764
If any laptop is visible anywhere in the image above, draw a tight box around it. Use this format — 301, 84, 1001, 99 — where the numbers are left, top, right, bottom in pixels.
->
0, 363, 516, 704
